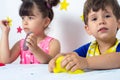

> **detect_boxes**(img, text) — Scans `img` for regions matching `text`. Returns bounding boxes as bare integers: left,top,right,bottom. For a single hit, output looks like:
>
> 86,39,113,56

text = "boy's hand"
61,52,88,72
48,53,66,72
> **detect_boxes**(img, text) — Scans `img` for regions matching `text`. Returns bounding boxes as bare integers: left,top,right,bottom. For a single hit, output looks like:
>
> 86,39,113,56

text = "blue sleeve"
116,43,120,52
73,42,91,57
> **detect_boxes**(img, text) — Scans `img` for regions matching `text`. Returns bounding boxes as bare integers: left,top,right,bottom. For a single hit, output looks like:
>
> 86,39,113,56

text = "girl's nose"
23,19,28,25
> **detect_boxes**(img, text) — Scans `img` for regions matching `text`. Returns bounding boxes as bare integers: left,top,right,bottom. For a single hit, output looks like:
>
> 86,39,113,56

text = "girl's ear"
44,17,51,29
84,25,92,35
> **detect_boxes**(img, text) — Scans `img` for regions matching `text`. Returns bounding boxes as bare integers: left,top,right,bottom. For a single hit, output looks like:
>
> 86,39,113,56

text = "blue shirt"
74,42,120,57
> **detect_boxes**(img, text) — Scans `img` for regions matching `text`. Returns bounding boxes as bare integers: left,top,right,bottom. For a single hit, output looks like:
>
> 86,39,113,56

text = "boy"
49,0,120,72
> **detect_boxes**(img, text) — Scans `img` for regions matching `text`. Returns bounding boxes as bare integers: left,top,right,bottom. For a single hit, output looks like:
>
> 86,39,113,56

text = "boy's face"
85,6,120,41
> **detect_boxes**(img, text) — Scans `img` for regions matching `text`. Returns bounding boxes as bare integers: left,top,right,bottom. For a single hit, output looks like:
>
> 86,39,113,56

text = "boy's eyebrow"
88,11,97,18
88,8,112,17
103,6,113,13
103,8,110,13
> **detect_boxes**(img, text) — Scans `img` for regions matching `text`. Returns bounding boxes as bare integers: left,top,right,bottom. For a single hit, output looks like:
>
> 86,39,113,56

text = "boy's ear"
84,25,92,35
118,19,120,29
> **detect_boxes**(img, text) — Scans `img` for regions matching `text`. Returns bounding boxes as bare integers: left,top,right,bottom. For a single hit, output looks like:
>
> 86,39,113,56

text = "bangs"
19,1,34,16
91,0,111,12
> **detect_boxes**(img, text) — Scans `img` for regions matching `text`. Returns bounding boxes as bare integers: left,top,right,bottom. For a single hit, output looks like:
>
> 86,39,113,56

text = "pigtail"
21,0,25,2
21,0,33,2
45,0,60,8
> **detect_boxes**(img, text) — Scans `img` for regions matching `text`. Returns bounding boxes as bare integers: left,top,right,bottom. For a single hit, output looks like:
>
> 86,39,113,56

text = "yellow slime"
53,56,84,74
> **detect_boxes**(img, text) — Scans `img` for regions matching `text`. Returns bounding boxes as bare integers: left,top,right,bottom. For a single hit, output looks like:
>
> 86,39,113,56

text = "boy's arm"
87,52,120,69
58,52,120,72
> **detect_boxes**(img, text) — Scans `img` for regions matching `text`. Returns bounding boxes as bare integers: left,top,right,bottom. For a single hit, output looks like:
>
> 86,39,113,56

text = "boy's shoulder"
74,42,91,57
117,40,120,52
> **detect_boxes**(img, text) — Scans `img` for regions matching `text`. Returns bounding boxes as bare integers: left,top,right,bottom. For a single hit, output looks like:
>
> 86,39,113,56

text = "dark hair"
19,0,60,21
83,0,120,25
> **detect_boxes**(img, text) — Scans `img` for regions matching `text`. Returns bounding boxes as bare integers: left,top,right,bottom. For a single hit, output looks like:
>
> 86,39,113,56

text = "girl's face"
21,4,50,35
85,6,120,41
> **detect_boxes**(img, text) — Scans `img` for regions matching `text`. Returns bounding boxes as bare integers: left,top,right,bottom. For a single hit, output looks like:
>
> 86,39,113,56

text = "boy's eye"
91,17,97,21
105,15,111,18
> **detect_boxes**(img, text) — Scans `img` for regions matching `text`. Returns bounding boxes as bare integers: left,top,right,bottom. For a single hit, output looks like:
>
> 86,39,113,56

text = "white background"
0,0,120,63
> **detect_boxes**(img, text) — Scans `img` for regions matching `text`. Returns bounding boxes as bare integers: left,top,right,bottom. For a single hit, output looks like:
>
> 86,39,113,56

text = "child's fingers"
27,34,37,46
0,20,10,33
0,20,6,27
61,54,72,68
48,53,66,72
48,66,53,72
26,35,36,46
54,53,65,59
65,61,76,71
70,64,79,72
1,20,9,27
26,38,33,46
2,21,8,26
48,59,56,72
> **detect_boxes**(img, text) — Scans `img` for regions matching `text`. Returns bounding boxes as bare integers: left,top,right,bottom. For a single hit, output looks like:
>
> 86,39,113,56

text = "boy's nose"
99,18,106,25
99,21,105,25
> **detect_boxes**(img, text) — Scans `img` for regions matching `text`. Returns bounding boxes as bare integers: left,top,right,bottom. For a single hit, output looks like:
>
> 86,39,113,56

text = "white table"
0,64,120,80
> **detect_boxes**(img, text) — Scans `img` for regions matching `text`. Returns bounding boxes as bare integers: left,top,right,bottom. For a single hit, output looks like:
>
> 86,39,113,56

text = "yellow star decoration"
6,16,12,27
60,0,69,11
80,15,84,21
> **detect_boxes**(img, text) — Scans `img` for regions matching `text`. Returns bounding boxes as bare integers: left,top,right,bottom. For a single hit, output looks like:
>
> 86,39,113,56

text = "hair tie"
46,3,51,8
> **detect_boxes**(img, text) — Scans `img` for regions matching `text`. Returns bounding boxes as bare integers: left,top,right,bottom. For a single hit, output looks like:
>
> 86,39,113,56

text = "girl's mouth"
24,28,30,32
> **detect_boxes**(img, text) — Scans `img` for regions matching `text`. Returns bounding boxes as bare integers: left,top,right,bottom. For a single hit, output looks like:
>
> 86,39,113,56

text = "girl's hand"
26,33,39,52
61,52,88,72
0,20,10,34
48,53,66,72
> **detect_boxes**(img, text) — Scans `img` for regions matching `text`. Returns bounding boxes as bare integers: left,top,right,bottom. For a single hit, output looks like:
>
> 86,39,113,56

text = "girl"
0,0,60,64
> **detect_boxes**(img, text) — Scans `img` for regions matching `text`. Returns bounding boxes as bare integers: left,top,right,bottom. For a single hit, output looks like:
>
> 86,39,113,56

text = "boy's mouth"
98,27,108,32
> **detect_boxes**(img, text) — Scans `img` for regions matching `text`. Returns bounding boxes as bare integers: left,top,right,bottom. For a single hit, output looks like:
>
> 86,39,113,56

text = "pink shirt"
20,36,53,64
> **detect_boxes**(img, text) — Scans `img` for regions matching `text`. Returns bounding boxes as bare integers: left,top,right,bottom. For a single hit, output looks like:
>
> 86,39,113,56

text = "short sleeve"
73,42,91,57
116,43,120,52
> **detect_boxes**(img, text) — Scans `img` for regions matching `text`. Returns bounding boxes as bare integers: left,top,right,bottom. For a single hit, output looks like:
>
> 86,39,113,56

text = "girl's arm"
0,20,20,63
0,34,20,63
26,33,60,64
30,38,60,64
0,20,10,63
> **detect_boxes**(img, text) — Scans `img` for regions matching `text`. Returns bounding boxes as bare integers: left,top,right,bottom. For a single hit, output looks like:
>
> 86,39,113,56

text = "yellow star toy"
60,0,69,11
80,15,84,21
6,16,12,27
53,56,84,74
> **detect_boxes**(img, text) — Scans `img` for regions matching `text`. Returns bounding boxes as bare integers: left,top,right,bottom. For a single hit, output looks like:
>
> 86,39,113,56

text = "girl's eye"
21,16,25,20
28,16,33,20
